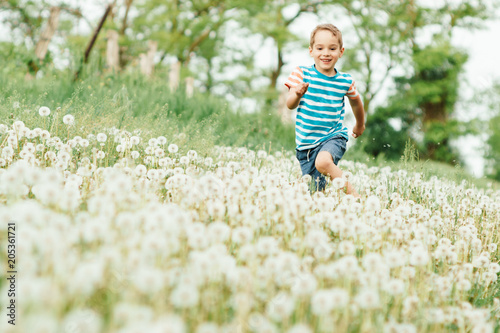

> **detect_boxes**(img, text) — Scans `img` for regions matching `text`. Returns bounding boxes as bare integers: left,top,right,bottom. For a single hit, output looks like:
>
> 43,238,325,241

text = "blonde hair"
310,24,343,49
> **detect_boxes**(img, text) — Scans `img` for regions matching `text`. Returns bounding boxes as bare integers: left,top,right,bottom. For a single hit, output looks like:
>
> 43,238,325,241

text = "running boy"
285,23,365,195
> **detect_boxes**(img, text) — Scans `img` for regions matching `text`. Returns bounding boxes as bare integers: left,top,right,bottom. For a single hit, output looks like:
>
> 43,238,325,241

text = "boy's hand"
352,123,365,138
286,82,309,109
294,82,309,97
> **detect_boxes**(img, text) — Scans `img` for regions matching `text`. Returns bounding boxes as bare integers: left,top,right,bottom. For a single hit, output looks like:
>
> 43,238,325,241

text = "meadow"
0,73,499,333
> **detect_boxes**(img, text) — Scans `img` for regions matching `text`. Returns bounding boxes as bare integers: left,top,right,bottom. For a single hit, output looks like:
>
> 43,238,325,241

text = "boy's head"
309,24,343,49
309,24,344,76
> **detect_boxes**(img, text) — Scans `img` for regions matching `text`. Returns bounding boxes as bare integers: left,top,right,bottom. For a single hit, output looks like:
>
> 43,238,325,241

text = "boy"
285,23,365,196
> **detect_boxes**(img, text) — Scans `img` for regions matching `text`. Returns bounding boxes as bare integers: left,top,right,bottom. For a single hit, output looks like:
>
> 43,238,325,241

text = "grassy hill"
1,70,497,190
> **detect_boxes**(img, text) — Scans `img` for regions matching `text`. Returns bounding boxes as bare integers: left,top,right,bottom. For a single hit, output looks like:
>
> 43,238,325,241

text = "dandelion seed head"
287,324,312,333
196,322,219,333
0,124,8,134
96,133,107,142
62,309,102,333
170,283,199,308
291,273,317,297
63,114,75,125
13,120,25,131
355,288,380,309
168,143,179,154
39,106,51,117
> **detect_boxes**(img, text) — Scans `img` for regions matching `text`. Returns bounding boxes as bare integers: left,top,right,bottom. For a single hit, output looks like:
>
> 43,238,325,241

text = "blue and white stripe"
291,65,356,150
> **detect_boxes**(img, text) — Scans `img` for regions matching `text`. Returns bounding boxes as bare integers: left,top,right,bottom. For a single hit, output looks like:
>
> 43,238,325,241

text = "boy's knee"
315,153,333,174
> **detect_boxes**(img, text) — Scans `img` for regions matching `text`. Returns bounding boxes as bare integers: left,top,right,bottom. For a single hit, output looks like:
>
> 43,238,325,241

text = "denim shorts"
296,135,348,191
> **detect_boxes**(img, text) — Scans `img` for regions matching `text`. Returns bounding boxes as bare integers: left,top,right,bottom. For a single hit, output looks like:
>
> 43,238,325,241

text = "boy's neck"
315,65,337,77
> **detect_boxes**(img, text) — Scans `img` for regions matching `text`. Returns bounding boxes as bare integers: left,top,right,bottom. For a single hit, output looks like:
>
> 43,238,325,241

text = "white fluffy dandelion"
409,248,429,267
366,195,381,211
39,106,51,116
131,151,140,159
96,133,107,142
63,114,75,125
266,292,295,321
130,136,141,145
355,288,380,310
170,283,199,308
290,273,318,297
287,324,312,333
332,177,345,189
311,289,336,315
134,164,147,177
168,143,179,154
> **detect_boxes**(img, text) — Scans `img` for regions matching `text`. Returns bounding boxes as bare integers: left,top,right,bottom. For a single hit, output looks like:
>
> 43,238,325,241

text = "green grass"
0,70,295,156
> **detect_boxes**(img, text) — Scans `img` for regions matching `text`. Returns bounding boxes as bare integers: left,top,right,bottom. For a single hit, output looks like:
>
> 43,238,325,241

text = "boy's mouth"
320,59,332,64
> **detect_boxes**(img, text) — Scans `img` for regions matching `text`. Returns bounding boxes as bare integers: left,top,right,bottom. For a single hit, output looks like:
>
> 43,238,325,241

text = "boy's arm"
348,95,365,138
286,82,309,109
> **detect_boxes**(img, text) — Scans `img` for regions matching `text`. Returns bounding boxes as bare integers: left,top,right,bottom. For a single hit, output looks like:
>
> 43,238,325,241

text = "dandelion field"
0,104,499,333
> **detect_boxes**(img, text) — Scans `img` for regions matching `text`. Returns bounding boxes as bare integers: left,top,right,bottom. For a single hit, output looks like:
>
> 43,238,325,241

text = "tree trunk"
185,77,194,97
206,58,214,92
363,96,371,116
267,48,284,106
106,30,120,71
83,5,113,64
421,91,453,161
74,4,113,81
277,87,292,124
139,40,157,77
269,49,284,90
169,61,181,91
119,0,134,35
118,0,133,68
34,7,61,61
422,100,447,124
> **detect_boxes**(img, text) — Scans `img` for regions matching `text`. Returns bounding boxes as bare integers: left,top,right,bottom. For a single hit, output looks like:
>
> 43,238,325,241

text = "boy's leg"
315,151,359,197
296,148,326,192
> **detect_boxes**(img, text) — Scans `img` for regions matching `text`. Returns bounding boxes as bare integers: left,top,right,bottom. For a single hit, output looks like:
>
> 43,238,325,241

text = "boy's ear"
339,47,345,57
309,45,313,56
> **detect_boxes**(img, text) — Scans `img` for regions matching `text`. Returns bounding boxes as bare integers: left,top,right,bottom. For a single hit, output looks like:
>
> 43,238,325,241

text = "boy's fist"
294,82,309,97
352,123,365,138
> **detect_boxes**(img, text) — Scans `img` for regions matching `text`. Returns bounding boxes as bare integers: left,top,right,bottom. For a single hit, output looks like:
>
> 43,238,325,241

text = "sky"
2,0,500,176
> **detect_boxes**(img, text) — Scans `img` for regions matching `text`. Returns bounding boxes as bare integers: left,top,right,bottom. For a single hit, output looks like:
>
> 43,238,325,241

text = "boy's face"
309,30,344,77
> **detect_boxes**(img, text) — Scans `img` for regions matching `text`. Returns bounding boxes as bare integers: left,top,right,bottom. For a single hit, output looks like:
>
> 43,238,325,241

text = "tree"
241,0,321,106
366,41,469,162
131,0,233,70
483,81,500,181
1,0,83,74
327,0,419,114
359,0,494,163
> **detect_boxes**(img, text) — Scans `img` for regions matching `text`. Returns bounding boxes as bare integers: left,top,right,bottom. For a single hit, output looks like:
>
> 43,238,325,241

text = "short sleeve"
346,78,359,99
284,67,304,90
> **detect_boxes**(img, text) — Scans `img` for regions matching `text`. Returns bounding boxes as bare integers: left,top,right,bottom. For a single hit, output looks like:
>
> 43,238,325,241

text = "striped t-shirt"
285,65,359,150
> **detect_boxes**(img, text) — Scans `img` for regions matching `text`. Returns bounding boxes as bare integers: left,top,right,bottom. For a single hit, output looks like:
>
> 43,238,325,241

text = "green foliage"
0,42,32,71
486,114,500,181
337,0,494,169
0,0,44,42
333,0,416,112
131,0,232,64
480,81,500,181
412,42,468,112
362,40,470,164
359,107,409,161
